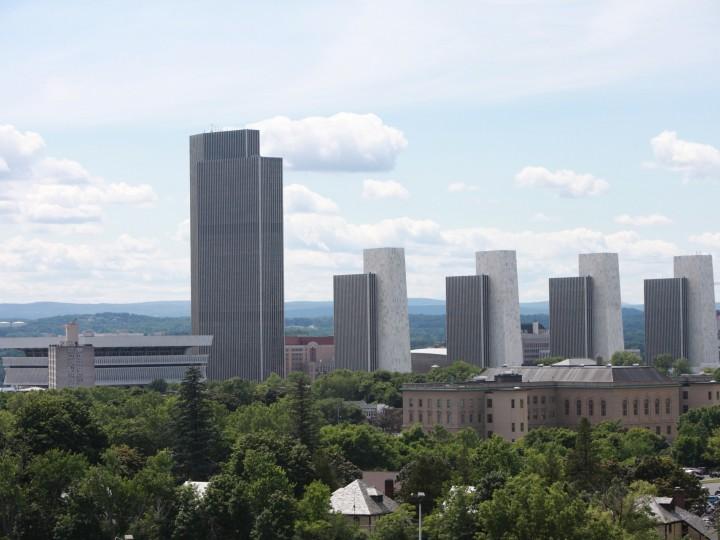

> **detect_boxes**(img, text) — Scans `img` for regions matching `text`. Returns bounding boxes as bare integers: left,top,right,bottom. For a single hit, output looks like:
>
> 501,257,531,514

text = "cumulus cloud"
361,179,409,200
284,184,339,214
689,232,720,250
614,213,672,226
651,130,720,181
448,182,479,193
247,113,407,171
515,166,609,197
0,124,157,225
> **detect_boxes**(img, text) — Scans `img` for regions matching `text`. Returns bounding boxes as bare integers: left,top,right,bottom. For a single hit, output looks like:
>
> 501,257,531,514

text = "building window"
665,398,671,414
460,412,465,424
487,414,493,423
511,399,515,409
436,411,441,423
460,399,464,409
576,400,582,416
717,391,719,400
487,431,493,437
564,400,570,415
486,398,492,408
541,396,546,405
710,391,713,401
682,391,688,399
409,398,414,407
601,400,607,416
533,396,538,405
419,411,423,423
588,400,594,416
520,399,524,408
655,399,660,415
622,399,628,416
667,425,671,435
437,399,441,408
419,399,423,408
409,411,414,422
656,426,661,435
644,399,649,415
447,399,452,408
520,422,524,432
633,399,639,415
512,422,516,432
469,413,473,423
682,405,688,414
447,412,452,423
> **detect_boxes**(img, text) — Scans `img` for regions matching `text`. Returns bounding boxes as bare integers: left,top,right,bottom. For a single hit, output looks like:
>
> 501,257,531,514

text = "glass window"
487,414,493,423
588,400,594,416
460,399,464,409
655,399,660,415
633,399,639,415
601,400,607,416
447,399,451,408
419,411,423,423
460,412,465,424
409,411,414,422
437,399,441,408
682,391,688,399
656,426,661,435
667,425,671,435
436,411,441,423
511,399,515,409
409,398,414,407
709,391,713,401
487,431,493,438
533,396,538,405
644,399,649,415
469,413,473,423
576,400,582,416
564,400,570,415
520,422,524,432
520,399,524,408
622,399,628,416
665,398,671,414
541,396,546,405
683,405,688,414
512,422,516,432
447,412,452,423
487,398,493,408
419,399,423,408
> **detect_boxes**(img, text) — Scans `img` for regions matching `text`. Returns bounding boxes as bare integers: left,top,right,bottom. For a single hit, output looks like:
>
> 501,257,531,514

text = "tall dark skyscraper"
644,277,688,364
446,275,490,367
549,276,593,358
190,129,284,381
333,273,378,371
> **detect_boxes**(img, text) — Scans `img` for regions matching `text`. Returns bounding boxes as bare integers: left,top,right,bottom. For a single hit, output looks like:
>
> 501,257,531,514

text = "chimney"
64,321,79,345
672,487,685,510
384,478,395,498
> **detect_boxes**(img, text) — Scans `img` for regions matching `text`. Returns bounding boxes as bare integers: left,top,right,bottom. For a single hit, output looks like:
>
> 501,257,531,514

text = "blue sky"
0,0,719,303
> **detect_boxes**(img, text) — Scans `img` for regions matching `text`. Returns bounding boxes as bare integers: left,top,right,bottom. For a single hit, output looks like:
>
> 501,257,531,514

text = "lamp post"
413,491,425,540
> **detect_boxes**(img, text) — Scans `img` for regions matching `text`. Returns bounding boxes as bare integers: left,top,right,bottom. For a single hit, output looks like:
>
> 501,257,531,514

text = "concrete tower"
578,253,625,363
363,248,411,372
674,255,718,370
475,250,523,366
190,129,284,381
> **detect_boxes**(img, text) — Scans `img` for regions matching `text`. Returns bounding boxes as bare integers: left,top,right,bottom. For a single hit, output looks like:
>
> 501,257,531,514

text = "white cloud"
531,212,557,223
689,232,720,250
614,213,672,226
0,124,157,225
247,113,407,171
448,182,479,193
651,131,720,181
174,218,190,243
361,179,409,200
515,166,609,197
284,184,339,214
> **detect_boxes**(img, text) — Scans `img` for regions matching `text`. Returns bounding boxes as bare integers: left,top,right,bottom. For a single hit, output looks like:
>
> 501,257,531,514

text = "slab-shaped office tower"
475,250,523,366
644,278,688,365
363,248,412,372
190,129,284,381
579,253,625,362
674,255,718,369
446,275,490,367
333,274,378,371
549,276,593,358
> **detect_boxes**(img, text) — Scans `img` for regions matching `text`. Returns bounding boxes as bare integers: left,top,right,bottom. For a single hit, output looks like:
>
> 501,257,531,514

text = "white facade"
579,252,625,362
475,250,523,366
363,247,411,372
674,255,718,370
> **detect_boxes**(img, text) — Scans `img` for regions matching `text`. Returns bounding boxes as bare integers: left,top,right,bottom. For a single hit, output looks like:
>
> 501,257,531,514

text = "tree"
631,455,706,512
424,486,481,539
295,480,359,540
319,423,400,470
610,351,642,366
172,366,219,480
148,378,168,393
567,418,599,492
371,504,416,540
397,450,451,513
288,372,321,451
672,357,691,376
207,377,256,411
653,354,674,375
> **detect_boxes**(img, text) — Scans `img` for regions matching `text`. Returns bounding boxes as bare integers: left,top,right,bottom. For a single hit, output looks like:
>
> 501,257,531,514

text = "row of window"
407,397,480,409
620,398,672,416
407,410,477,425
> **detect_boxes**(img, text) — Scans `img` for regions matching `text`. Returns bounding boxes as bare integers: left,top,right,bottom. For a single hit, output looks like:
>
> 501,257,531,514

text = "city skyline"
0,2,719,305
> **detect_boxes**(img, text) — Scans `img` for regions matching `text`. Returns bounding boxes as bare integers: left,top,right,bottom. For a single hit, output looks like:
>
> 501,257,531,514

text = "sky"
0,0,719,304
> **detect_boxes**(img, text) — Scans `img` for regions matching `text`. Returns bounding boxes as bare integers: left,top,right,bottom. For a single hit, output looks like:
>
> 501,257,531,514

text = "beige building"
48,322,95,389
402,366,720,442
284,336,334,380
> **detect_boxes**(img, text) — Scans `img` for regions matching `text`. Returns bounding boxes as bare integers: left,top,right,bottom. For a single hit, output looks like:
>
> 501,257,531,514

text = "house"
640,493,717,540
330,479,398,531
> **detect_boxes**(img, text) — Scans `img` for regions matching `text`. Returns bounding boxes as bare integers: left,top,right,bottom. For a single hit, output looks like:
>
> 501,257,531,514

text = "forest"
0,362,718,539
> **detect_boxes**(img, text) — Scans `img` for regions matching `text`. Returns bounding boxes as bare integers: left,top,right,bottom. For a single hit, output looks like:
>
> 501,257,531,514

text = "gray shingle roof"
641,496,717,540
482,366,674,385
330,479,398,517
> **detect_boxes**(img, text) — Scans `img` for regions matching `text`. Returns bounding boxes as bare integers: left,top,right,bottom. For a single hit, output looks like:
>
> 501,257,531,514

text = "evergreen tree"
567,418,598,492
287,372,320,451
173,366,218,480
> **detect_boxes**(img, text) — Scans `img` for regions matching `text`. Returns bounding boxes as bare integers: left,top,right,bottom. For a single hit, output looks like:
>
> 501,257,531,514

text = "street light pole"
415,491,425,540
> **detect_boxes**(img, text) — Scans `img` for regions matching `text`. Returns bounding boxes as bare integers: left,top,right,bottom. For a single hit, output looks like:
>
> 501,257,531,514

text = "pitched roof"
331,479,399,516
641,497,717,540
482,366,675,385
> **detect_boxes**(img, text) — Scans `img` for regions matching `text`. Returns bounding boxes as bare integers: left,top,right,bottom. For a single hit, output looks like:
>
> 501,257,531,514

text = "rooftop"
330,479,398,517
0,334,212,349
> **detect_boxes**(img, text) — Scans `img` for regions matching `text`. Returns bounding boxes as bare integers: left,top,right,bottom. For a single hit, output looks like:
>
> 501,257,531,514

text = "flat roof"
0,335,212,349
411,347,447,355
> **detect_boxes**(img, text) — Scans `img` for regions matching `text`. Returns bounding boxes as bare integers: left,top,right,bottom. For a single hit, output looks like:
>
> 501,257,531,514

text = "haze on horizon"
0,1,719,305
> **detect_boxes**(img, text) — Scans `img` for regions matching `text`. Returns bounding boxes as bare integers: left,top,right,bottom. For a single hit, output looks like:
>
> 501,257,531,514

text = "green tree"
207,377,256,411
653,353,674,375
288,372,321,451
172,366,219,480
610,351,642,366
0,450,21,537
295,480,359,540
567,418,599,491
397,450,450,512
424,486,481,539
148,378,169,393
672,357,691,376
371,503,416,540
631,455,706,512
319,423,400,470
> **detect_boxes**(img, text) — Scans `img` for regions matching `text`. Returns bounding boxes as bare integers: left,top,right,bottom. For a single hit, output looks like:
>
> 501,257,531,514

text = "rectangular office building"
190,129,284,381
644,278,688,365
446,275,490,367
334,274,378,372
549,276,593,358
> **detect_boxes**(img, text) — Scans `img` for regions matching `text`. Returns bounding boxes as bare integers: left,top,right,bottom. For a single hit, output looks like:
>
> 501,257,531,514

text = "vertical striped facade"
190,129,284,381
549,276,593,358
333,273,378,371
446,275,490,367
644,278,688,364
